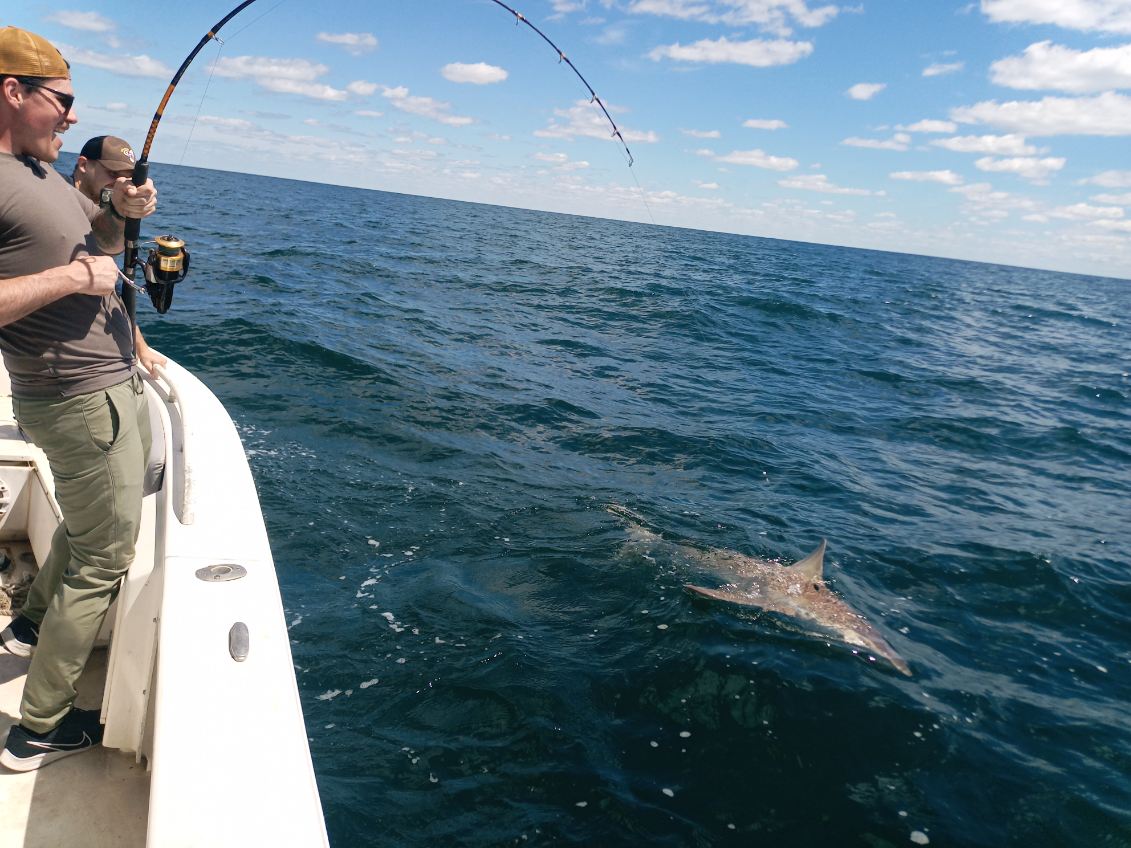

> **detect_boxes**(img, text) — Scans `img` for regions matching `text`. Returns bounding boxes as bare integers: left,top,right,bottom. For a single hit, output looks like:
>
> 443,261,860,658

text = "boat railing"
148,362,194,525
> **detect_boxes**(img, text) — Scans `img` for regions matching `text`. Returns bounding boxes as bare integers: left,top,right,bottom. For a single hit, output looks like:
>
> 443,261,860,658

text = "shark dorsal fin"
788,540,827,582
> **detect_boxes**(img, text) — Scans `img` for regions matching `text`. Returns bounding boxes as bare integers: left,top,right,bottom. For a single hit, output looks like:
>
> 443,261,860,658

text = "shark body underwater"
609,506,912,676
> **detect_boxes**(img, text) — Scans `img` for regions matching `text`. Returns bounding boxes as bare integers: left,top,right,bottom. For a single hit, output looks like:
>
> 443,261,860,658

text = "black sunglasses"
18,78,75,114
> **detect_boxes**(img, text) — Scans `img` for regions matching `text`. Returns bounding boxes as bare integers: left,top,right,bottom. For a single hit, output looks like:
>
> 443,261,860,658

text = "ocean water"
99,159,1130,846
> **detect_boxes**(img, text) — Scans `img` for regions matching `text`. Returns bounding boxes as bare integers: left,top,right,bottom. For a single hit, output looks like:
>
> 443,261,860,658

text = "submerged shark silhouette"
609,505,912,676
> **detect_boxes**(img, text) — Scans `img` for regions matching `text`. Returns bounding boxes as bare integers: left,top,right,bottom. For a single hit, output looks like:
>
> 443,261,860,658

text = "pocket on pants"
82,390,122,453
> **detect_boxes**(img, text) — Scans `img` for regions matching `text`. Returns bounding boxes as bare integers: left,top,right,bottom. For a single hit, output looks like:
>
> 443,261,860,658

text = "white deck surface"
0,630,150,848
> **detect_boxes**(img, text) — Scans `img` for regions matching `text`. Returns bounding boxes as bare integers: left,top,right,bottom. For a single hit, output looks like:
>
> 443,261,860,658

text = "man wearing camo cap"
0,25,159,771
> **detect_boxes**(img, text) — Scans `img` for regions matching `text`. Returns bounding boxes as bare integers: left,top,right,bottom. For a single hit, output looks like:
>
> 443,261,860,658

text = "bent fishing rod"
119,0,636,324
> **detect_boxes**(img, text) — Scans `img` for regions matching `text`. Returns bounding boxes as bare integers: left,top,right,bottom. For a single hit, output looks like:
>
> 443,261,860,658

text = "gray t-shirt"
0,152,133,398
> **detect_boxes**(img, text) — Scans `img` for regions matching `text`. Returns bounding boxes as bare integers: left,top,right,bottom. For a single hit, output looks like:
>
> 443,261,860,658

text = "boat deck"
0,623,149,847
0,387,149,846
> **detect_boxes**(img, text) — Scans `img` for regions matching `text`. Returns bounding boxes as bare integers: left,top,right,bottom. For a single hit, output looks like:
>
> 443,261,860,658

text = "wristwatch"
99,186,125,221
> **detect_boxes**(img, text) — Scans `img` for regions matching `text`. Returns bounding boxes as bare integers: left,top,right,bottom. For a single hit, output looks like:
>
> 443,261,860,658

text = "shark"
609,505,912,676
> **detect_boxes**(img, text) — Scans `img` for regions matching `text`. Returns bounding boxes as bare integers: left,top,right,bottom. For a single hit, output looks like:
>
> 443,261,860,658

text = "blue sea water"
105,159,1131,846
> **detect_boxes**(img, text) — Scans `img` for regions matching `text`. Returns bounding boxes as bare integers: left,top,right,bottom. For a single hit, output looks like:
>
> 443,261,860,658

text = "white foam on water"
360,678,379,688
662,788,674,798
910,831,929,845
317,689,342,701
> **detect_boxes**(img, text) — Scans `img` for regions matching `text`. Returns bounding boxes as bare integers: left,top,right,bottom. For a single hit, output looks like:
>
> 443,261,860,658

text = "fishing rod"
120,0,636,320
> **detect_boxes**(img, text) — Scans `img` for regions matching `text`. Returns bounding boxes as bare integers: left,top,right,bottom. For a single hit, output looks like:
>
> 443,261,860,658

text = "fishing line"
178,0,290,165
178,38,225,166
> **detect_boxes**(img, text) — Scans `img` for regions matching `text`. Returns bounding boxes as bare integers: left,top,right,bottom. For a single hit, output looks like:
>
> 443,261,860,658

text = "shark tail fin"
788,539,827,582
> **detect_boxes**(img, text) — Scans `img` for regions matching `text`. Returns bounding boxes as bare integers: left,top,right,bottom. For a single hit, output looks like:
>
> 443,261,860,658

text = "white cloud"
682,128,721,138
214,56,349,101
890,170,965,185
778,173,885,195
551,0,586,14
534,151,590,170
354,109,384,118
442,63,509,85
696,181,721,189
595,25,630,46
924,61,964,77
382,86,473,126
628,0,839,36
743,118,788,129
1094,219,1131,232
842,132,911,151
715,148,799,170
48,11,115,32
949,181,1040,219
952,92,1131,136
932,133,1037,154
197,116,258,132
535,100,658,143
1091,191,1131,204
974,155,1066,182
846,82,886,100
1080,169,1131,187
981,0,1131,34
1047,202,1124,220
648,37,813,67
991,41,1131,93
316,32,378,55
347,80,378,96
55,43,171,78
899,119,958,133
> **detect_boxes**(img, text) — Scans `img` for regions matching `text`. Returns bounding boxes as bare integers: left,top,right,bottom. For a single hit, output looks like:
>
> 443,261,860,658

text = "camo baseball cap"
0,27,70,79
80,135,137,173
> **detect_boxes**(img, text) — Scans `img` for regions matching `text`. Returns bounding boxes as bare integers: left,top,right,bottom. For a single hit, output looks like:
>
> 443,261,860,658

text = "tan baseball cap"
0,26,70,79
80,135,137,172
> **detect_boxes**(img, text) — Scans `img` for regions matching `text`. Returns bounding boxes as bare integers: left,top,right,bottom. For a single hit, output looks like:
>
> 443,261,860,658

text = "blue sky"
6,1,1131,278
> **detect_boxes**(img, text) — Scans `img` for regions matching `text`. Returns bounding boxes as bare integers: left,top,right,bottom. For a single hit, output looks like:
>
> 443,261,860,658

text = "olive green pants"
12,373,151,734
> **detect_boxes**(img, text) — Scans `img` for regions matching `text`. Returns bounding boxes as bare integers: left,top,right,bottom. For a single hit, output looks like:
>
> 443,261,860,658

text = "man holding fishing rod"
0,25,159,770
71,133,167,376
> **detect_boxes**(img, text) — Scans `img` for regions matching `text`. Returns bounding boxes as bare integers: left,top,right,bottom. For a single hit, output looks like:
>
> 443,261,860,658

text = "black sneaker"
1,615,38,657
1,708,104,771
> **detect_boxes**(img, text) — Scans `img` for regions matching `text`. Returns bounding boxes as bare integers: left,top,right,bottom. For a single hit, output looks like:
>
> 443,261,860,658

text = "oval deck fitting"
229,622,250,662
195,563,248,582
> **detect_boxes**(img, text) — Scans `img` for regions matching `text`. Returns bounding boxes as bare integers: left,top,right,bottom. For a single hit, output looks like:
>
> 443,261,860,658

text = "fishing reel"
142,235,190,314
